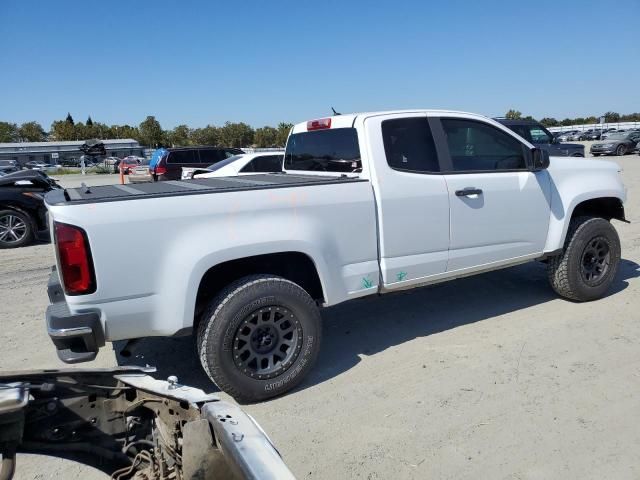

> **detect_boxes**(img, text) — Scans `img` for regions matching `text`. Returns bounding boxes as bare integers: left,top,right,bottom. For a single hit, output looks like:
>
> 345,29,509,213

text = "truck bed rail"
46,173,366,206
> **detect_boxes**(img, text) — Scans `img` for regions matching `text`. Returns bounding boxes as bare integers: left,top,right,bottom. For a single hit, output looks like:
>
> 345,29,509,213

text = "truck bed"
45,173,366,206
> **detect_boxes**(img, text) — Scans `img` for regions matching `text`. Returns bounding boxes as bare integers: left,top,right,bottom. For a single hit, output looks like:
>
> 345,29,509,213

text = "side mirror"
531,148,550,171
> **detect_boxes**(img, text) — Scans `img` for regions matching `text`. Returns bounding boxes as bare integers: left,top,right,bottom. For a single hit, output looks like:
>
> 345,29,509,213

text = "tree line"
3,110,640,146
0,113,293,148
504,109,640,127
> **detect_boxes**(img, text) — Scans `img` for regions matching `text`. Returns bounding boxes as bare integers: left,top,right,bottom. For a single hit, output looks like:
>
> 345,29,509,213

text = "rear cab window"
284,128,361,173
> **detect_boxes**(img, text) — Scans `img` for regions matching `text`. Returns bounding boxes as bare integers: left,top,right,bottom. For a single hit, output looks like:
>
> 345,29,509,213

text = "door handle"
455,188,483,197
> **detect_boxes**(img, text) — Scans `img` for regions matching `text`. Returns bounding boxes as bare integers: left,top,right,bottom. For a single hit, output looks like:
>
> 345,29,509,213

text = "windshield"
206,155,244,171
284,128,361,172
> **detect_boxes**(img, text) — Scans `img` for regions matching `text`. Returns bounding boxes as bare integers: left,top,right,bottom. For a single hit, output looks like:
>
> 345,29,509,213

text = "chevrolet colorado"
44,110,627,402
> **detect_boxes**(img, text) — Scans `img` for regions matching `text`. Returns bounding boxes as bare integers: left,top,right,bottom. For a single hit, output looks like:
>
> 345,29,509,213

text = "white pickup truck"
45,110,627,402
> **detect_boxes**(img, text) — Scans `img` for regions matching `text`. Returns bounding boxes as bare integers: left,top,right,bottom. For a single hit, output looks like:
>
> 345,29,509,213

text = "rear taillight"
54,222,96,295
155,165,167,175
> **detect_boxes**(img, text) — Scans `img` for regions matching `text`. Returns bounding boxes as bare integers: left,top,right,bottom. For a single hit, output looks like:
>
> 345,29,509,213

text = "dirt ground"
2,148,639,479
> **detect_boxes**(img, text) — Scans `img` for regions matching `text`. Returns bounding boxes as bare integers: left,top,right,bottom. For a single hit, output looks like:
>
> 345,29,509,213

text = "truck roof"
291,109,488,133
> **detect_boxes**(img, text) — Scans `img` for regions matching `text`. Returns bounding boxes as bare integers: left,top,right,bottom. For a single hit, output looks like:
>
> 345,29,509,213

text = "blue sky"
1,0,638,130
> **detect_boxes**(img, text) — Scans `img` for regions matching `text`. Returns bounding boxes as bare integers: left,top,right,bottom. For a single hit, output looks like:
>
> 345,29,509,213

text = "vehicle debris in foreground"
0,367,295,480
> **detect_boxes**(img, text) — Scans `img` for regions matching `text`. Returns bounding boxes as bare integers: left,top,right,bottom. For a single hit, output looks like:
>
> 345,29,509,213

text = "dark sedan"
0,170,61,248
590,131,640,156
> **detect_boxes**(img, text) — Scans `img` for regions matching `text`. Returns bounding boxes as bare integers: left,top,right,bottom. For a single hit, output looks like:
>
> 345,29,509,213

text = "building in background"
0,139,143,167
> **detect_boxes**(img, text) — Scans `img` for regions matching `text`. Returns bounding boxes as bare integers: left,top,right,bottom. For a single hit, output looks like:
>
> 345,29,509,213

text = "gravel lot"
2,147,639,479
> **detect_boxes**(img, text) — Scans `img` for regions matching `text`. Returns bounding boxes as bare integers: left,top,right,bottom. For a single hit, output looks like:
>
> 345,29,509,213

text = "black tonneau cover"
45,173,366,206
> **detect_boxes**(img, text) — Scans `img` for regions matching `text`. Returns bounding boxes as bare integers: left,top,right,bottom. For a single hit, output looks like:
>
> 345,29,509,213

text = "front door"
435,117,551,272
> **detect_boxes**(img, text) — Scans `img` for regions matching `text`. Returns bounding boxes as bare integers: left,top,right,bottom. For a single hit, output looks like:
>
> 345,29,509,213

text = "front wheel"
197,275,322,402
616,145,626,156
547,216,621,301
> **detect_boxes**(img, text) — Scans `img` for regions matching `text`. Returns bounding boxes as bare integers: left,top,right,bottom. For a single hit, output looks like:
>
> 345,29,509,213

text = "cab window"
441,119,527,172
381,117,440,173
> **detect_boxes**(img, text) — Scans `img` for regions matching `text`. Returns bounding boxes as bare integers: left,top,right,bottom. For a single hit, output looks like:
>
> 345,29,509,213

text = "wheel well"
571,197,625,222
195,252,324,318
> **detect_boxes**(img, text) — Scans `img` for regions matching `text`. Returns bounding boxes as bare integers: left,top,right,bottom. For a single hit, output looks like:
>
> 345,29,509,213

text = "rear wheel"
197,275,322,402
592,153,600,157
616,144,626,156
547,216,620,301
0,209,33,248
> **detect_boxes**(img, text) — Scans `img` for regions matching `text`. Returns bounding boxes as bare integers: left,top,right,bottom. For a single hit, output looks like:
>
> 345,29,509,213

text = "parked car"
583,130,604,141
44,109,626,402
567,131,584,141
0,159,19,175
496,119,584,156
24,161,49,170
556,131,577,142
182,152,284,179
104,156,120,168
60,158,80,167
118,157,140,174
128,159,153,183
0,170,61,248
590,131,640,156
576,130,594,140
151,146,244,181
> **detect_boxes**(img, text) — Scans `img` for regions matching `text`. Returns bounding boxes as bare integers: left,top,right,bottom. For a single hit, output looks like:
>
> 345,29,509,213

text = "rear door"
434,117,551,272
166,150,197,179
198,149,225,168
365,113,450,289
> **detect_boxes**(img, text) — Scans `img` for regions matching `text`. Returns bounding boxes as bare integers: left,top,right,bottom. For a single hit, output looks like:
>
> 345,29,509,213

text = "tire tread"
547,216,618,301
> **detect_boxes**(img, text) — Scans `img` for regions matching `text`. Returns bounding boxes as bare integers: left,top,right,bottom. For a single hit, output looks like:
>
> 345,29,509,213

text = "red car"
119,157,140,174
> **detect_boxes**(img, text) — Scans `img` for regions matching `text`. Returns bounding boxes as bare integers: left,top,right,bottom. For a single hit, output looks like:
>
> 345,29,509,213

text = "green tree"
138,116,164,147
218,122,254,148
0,122,18,142
584,116,597,124
254,126,278,147
88,122,110,139
539,117,559,127
620,113,640,122
65,112,74,125
604,111,620,123
50,120,76,141
74,122,87,140
112,124,140,140
86,116,93,126
18,121,46,142
275,122,293,147
505,109,522,120
168,124,191,146
190,125,219,145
